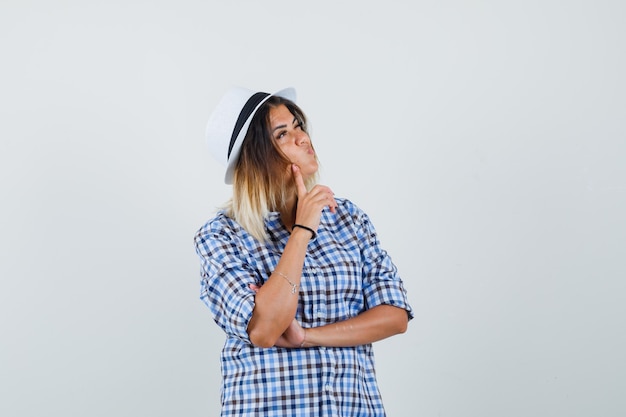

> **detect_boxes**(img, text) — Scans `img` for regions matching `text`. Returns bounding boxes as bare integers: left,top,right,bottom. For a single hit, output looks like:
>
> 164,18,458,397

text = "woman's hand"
292,164,337,233
274,318,306,348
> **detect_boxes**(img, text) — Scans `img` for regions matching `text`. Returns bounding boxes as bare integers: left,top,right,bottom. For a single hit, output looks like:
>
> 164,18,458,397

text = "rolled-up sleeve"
357,210,414,320
194,224,258,343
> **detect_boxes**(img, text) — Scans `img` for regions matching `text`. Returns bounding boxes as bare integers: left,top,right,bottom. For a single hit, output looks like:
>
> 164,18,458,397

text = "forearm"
247,228,311,347
302,304,409,348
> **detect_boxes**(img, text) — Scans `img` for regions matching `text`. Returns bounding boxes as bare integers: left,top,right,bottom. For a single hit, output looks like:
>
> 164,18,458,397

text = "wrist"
292,224,316,240
290,226,315,242
300,328,307,348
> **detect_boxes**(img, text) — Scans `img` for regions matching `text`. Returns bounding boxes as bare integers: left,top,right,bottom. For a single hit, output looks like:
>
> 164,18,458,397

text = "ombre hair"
224,96,318,241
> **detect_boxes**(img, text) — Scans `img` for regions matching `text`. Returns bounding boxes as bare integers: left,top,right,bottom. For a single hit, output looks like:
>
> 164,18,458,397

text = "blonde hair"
224,96,318,242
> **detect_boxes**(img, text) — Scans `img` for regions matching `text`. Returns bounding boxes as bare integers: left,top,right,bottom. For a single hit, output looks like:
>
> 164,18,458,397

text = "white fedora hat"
205,86,297,184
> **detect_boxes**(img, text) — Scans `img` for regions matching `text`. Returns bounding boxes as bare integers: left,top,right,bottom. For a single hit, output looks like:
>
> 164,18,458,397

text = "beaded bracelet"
292,224,316,239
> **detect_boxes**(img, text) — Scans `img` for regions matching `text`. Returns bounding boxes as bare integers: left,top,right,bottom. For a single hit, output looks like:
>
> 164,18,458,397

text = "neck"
280,195,298,232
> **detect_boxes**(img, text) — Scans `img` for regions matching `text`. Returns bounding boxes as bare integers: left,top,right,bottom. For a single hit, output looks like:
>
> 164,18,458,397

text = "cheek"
279,146,297,161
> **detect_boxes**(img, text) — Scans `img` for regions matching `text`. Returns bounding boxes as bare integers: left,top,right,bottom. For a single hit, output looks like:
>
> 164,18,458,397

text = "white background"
1,1,625,416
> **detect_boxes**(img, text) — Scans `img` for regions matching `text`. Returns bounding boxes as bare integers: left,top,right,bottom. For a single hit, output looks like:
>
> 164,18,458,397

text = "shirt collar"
264,211,290,243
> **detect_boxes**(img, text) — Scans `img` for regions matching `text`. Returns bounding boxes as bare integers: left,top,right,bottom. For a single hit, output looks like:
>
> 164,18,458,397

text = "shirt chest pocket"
299,260,363,325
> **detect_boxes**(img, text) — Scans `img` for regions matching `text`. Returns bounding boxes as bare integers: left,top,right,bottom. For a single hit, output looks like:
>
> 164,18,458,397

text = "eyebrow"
272,117,298,133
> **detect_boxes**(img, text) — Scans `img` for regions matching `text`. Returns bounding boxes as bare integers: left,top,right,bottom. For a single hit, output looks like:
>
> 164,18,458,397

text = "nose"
296,130,310,146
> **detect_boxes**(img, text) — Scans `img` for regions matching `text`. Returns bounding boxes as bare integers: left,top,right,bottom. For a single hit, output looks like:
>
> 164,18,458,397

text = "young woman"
194,86,413,416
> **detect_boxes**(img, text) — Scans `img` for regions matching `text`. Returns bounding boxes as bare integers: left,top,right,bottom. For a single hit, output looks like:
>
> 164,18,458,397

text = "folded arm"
271,304,409,349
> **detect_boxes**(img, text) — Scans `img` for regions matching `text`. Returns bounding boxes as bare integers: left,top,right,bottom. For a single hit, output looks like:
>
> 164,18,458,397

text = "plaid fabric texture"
194,197,413,416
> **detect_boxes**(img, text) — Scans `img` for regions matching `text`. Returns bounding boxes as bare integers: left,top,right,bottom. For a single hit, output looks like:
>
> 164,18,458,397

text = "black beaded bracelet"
292,224,316,240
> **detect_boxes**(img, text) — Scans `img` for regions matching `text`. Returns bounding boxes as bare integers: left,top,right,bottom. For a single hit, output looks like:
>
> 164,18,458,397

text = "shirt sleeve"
194,221,259,343
356,208,414,320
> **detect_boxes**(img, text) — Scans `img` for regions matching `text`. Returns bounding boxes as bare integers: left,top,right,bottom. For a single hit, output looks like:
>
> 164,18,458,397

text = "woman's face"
269,104,318,179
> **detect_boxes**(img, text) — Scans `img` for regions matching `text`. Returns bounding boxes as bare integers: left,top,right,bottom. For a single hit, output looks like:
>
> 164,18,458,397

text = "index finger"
291,164,308,199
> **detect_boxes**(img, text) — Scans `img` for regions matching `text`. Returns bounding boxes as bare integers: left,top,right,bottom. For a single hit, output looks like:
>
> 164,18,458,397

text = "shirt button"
325,384,333,392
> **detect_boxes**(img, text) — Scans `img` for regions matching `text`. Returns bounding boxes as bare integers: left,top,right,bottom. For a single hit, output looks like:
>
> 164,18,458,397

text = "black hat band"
227,92,270,160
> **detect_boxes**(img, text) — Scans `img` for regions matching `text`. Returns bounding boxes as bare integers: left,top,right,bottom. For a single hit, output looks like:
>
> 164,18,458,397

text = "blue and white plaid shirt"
194,197,413,416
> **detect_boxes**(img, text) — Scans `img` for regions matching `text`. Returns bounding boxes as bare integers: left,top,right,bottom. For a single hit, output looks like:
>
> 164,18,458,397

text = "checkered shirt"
194,197,413,416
